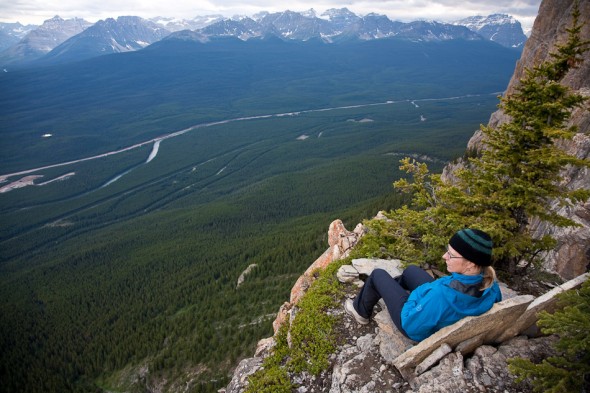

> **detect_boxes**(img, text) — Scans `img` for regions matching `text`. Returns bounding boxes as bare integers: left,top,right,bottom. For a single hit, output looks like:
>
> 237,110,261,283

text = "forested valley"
0,36,520,392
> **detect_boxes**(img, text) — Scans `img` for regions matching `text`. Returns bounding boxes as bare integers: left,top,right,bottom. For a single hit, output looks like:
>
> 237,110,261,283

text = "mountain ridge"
37,16,169,65
0,8,527,67
0,16,91,65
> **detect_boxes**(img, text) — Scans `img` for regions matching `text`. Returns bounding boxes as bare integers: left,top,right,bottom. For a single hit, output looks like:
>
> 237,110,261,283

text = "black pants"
353,265,434,337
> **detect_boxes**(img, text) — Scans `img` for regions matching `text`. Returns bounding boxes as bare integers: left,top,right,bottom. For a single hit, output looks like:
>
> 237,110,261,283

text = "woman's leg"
397,265,435,291
353,268,410,335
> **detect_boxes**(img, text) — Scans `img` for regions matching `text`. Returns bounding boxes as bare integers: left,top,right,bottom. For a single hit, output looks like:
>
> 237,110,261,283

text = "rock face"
449,0,590,279
271,219,364,333
504,0,590,279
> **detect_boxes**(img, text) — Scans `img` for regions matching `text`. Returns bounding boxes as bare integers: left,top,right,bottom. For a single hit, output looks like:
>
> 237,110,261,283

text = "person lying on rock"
345,228,502,341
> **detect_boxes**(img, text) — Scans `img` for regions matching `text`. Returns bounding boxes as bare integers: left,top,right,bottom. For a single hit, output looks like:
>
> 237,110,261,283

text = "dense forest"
0,36,520,392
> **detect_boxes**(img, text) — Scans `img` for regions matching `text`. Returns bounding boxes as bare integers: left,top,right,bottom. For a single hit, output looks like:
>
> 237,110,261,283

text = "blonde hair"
480,266,497,290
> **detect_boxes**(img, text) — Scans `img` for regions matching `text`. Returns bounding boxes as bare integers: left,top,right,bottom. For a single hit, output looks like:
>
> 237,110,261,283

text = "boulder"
495,273,588,342
373,309,416,363
392,295,534,381
352,258,404,278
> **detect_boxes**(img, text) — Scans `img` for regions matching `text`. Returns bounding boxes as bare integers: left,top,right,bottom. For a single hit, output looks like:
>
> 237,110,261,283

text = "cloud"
0,0,541,30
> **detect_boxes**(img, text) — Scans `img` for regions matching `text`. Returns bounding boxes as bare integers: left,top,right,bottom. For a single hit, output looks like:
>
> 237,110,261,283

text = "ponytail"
480,266,497,290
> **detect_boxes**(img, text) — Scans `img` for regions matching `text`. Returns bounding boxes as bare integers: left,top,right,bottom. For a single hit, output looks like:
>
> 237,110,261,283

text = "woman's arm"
401,282,446,341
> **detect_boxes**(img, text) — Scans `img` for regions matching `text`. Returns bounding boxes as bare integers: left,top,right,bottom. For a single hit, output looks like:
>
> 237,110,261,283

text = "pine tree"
452,1,590,271
508,279,590,392
364,1,590,272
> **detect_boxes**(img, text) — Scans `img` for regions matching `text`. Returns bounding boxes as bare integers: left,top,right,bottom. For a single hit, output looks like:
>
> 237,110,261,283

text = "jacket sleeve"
401,282,447,341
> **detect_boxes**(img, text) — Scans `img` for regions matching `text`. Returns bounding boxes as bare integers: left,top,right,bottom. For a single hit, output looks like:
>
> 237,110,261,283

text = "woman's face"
443,244,479,275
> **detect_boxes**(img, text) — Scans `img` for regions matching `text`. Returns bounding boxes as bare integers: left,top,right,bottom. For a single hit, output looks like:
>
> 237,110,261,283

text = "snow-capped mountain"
453,14,527,48
0,22,38,51
0,9,527,67
149,15,225,32
38,16,170,65
257,10,330,40
200,17,264,40
180,8,481,43
0,16,91,64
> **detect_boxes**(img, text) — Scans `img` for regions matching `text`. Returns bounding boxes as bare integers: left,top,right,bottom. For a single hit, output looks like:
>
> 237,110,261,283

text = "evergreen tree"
363,2,590,272
508,279,590,393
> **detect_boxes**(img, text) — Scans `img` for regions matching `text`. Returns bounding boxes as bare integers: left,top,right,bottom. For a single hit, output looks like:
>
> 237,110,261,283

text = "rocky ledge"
222,220,588,393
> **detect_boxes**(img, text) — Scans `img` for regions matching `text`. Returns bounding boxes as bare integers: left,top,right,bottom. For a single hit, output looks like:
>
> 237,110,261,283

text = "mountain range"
0,16,91,65
0,9,527,67
0,21,37,51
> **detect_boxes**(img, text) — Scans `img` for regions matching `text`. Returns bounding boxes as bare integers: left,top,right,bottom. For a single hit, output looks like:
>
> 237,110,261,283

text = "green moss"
245,258,349,391
245,363,293,393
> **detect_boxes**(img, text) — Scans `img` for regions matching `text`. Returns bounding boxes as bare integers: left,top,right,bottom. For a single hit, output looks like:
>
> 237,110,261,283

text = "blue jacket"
401,273,502,341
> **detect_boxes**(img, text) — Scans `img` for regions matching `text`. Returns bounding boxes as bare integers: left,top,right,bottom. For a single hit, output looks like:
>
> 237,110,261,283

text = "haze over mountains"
0,8,527,67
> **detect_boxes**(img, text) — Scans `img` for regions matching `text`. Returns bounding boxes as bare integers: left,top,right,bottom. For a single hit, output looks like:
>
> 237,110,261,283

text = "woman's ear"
466,260,482,274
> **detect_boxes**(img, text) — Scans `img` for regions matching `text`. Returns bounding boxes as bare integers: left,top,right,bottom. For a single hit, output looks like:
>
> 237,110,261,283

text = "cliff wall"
460,0,590,278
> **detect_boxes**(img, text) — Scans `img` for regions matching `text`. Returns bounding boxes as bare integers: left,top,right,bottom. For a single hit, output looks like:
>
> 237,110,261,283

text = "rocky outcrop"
271,219,364,334
236,264,257,288
446,0,590,279
223,215,588,392
411,335,559,393
328,332,558,393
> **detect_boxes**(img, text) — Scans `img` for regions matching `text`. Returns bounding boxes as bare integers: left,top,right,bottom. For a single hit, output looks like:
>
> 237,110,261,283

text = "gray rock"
352,258,404,278
393,295,534,380
356,333,375,353
415,343,452,376
337,264,360,283
413,352,470,392
224,357,262,393
495,273,588,342
374,310,416,363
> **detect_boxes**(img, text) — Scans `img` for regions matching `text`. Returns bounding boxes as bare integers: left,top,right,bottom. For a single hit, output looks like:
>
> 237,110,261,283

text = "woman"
345,228,502,341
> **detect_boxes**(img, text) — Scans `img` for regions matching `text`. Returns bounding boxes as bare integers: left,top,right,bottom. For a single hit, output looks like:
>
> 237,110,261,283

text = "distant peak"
41,15,64,25
322,8,355,17
301,8,317,18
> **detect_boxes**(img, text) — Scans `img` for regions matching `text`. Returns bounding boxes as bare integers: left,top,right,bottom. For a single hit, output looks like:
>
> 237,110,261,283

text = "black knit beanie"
448,228,493,266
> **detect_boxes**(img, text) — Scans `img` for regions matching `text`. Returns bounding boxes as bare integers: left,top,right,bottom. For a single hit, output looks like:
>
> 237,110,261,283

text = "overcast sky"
1,0,542,31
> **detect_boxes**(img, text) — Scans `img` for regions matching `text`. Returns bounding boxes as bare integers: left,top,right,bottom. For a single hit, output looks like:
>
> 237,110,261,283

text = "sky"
0,0,542,32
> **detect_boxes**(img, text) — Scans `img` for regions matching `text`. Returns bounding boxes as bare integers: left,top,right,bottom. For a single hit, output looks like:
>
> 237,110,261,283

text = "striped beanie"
449,228,493,266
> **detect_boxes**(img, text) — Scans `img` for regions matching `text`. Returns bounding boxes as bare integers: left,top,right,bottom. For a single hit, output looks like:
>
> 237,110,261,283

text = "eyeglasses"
446,245,463,259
